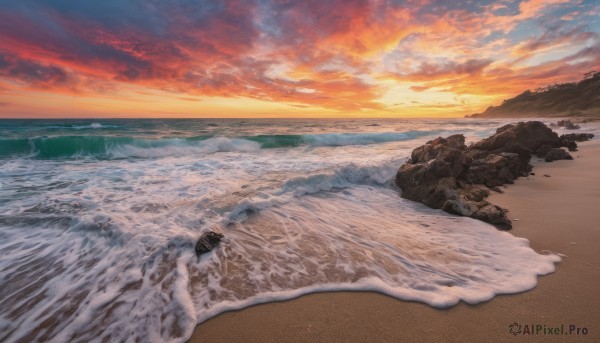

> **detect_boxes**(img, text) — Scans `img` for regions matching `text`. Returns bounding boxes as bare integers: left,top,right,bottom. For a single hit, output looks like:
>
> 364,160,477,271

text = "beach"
2,1,600,341
191,140,600,343
1,119,597,342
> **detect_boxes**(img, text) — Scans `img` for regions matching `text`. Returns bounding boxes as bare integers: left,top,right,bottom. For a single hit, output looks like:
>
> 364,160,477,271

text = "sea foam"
0,165,560,342
192,186,560,326
0,118,570,342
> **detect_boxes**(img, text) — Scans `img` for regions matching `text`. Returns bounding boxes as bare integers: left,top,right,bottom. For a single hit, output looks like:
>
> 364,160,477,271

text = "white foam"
190,186,559,324
303,131,438,146
108,137,261,158
2,182,559,342
225,159,402,222
72,122,115,129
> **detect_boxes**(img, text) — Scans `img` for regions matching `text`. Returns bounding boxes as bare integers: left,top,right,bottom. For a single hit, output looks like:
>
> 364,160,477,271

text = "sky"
0,0,599,118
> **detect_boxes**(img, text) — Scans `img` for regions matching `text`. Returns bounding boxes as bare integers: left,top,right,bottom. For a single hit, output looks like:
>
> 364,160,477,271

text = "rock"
395,121,574,230
559,139,578,151
560,133,594,142
195,231,224,256
439,184,511,230
565,123,580,130
545,148,573,162
470,204,512,230
556,120,571,127
496,123,515,134
489,186,503,193
556,120,581,130
476,121,559,151
469,128,517,151
468,121,561,164
466,152,525,187
544,174,551,177
535,144,553,157
396,135,471,209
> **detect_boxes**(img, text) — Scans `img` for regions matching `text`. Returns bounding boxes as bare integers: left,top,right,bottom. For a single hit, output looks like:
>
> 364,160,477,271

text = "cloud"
391,58,493,82
0,0,598,116
518,0,573,19
514,24,598,55
405,42,600,96
177,97,201,102
409,85,431,92
0,52,69,88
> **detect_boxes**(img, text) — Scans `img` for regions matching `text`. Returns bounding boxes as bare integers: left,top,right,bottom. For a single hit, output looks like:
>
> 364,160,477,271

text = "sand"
191,140,600,343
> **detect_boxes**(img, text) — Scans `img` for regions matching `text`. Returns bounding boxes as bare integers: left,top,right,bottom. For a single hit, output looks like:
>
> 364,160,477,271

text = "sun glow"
0,0,598,118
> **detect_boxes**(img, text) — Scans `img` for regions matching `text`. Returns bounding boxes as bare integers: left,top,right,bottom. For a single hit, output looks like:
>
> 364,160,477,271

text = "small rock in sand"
195,231,224,256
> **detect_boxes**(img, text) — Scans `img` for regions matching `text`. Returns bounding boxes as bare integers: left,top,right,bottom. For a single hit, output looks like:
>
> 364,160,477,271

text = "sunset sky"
0,0,599,118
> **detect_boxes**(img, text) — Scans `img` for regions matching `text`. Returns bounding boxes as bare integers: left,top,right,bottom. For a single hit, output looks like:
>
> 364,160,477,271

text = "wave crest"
0,130,445,159
226,159,402,222
0,136,260,159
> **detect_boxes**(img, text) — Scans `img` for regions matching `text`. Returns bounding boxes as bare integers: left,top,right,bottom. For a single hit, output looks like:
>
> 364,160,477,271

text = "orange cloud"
0,0,598,117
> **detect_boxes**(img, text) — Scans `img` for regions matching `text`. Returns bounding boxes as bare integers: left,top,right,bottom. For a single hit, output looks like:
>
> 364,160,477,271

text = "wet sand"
191,140,600,343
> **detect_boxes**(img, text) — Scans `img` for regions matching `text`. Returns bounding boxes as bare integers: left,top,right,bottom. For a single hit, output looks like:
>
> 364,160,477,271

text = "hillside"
468,71,600,118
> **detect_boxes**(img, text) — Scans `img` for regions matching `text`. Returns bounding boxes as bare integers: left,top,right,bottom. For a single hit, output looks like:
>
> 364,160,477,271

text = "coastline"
190,140,600,342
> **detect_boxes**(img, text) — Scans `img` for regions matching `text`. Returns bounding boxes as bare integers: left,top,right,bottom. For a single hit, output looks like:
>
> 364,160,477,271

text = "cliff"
468,71,600,118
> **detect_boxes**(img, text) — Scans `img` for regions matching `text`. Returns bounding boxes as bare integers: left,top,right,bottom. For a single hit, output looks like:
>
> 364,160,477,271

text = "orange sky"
0,0,599,118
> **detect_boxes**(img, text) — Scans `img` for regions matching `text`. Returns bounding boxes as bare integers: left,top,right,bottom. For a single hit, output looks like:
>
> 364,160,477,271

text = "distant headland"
467,71,600,119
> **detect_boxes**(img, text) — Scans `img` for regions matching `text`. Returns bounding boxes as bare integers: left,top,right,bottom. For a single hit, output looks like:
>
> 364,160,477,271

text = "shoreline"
191,140,600,342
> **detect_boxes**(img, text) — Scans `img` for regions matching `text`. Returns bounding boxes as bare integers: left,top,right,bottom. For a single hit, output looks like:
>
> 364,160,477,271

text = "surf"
0,130,450,159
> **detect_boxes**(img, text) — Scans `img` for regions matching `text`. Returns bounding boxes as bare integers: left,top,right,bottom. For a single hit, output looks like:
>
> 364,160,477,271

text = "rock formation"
395,121,590,230
554,120,580,130
560,133,594,142
195,231,224,256
544,148,573,162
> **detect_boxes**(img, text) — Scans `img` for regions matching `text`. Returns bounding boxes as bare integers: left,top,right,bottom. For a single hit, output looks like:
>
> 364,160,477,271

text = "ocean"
0,118,566,342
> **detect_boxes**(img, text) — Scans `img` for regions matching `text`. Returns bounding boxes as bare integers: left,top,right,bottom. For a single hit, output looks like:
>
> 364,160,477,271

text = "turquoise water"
0,118,561,342
0,118,491,158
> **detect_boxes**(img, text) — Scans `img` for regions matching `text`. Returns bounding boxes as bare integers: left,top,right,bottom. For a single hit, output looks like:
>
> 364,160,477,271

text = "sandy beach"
191,140,600,343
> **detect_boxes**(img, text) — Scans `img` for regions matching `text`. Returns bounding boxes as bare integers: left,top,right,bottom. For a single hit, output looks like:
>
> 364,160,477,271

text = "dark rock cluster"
395,121,592,230
560,133,594,142
538,146,573,162
549,119,580,130
195,231,224,256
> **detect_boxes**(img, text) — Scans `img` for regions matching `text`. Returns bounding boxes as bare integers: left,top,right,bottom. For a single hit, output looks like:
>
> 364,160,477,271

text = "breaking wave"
0,130,444,159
